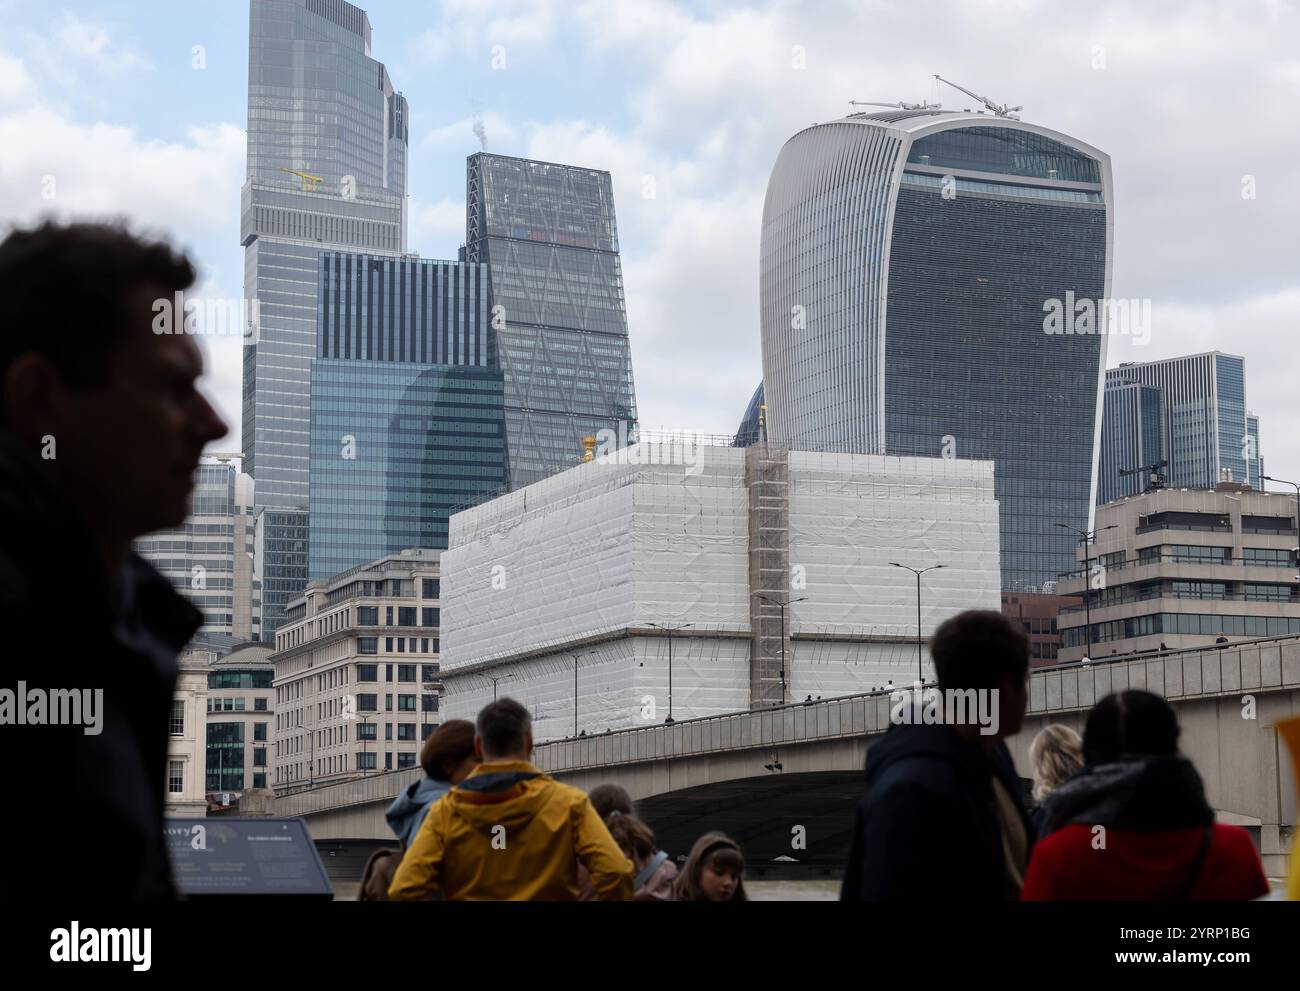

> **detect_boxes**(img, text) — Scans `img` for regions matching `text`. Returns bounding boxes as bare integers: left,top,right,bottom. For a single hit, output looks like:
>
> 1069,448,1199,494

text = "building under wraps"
438,443,1001,740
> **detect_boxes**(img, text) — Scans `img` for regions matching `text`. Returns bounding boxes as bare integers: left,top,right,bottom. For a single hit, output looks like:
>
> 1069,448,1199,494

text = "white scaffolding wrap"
439,444,1000,739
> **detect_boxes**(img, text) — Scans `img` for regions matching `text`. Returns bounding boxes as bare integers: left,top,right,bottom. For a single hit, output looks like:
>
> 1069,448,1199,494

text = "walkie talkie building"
760,110,1113,592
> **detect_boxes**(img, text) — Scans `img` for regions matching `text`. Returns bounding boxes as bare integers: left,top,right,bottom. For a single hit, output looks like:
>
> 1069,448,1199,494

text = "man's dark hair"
1083,690,1179,765
0,219,195,406
476,697,532,757
929,609,1029,691
588,783,633,819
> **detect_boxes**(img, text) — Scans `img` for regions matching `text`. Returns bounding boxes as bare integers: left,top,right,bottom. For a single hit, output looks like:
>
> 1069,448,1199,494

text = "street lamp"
1262,476,1300,588
1056,522,1118,660
890,563,945,683
756,595,807,705
647,622,693,723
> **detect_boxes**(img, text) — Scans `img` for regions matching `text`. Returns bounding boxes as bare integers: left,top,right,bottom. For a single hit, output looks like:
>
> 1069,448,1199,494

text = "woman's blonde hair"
1029,723,1083,801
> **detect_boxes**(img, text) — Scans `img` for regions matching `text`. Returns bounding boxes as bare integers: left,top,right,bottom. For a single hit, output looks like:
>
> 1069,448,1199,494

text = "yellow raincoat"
388,759,634,901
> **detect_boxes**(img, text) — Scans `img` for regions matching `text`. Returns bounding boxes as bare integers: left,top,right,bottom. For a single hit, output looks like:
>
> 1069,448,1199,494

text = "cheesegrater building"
760,109,1114,593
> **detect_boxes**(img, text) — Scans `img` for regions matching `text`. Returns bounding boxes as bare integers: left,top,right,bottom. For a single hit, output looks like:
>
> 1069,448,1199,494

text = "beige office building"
165,645,213,818
270,549,443,791
1058,484,1300,662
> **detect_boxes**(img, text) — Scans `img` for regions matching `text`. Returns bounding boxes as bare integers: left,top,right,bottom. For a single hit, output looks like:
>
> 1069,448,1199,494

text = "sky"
1,0,1297,485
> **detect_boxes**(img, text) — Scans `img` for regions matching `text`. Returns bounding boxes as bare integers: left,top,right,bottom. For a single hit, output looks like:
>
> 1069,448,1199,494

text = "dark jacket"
1022,756,1269,900
841,722,1033,901
0,431,201,900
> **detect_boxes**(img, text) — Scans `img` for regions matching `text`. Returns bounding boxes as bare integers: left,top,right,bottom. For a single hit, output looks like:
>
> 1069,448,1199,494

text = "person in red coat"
1022,690,1269,901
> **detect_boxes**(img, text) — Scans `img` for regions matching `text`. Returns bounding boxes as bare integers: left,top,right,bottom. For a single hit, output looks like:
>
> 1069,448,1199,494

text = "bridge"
275,635,1300,883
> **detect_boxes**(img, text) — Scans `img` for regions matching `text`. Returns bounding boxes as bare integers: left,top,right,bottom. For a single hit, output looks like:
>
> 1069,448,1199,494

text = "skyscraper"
136,454,261,642
241,0,408,637
463,153,638,489
307,252,506,581
760,110,1113,592
1096,379,1165,505
1099,353,1257,499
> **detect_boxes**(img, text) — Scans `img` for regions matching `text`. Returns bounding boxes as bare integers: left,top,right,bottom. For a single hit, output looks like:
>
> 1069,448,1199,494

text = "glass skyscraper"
307,252,506,582
1096,380,1165,505
1099,352,1260,500
241,0,408,637
760,110,1113,592
463,153,638,489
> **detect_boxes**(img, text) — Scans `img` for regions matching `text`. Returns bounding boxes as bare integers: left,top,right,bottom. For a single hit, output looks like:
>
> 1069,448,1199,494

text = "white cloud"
23,10,150,88
0,51,32,103
409,197,468,258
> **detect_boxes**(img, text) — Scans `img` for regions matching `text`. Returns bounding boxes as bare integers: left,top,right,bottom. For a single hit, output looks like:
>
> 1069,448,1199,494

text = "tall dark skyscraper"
760,110,1113,592
463,153,638,489
241,0,408,637
1097,378,1165,505
307,252,506,581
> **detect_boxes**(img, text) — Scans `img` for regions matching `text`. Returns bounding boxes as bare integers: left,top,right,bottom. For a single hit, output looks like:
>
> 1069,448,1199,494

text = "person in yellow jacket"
388,697,634,901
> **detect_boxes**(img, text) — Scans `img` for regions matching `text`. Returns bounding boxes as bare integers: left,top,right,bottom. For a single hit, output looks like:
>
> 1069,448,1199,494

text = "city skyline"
1,0,1297,491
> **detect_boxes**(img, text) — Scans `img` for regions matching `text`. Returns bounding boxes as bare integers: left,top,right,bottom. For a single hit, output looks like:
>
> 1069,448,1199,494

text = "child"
674,832,747,901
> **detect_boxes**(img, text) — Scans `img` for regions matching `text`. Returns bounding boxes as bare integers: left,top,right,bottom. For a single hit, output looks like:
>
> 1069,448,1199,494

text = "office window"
385,637,393,652
234,698,245,712
254,723,267,742
358,637,378,655
253,773,266,789
253,747,267,766
422,694,439,713
398,664,416,682
386,664,393,681
168,760,184,794
385,752,393,771
357,663,378,681
385,693,393,711
397,752,416,769
397,723,416,742
421,638,429,653
358,606,379,626
169,700,184,736
398,607,417,626
422,723,439,740
398,694,417,712
397,639,405,653
357,722,377,741
422,578,439,599
357,752,377,771
422,608,439,627
254,698,267,712
386,606,394,625
385,722,393,741
357,694,378,712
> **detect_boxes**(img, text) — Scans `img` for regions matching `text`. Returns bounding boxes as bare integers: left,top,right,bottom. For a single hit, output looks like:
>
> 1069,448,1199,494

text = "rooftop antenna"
1120,459,1168,492
932,74,1022,119
849,99,942,112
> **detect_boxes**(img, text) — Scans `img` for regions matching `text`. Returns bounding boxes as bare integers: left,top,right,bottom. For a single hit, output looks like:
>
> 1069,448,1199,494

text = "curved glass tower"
760,111,1113,591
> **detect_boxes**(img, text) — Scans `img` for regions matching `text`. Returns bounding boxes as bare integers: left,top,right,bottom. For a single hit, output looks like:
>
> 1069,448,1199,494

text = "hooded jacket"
1022,756,1268,901
387,759,634,900
0,430,202,900
386,776,451,848
840,722,1033,901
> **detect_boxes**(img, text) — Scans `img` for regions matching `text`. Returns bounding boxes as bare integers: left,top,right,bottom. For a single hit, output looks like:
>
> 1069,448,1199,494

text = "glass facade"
464,153,638,489
241,0,409,638
206,722,246,792
761,113,1111,592
734,382,765,447
308,359,505,580
1097,382,1165,504
1101,353,1258,497
308,250,506,581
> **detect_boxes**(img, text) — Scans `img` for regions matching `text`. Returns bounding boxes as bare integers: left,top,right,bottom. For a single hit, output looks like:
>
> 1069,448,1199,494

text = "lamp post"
890,563,945,683
1056,523,1118,660
647,622,693,723
1262,475,1300,590
756,595,807,705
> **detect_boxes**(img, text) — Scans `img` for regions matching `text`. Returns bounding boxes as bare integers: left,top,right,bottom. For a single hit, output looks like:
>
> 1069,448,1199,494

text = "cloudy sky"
1,0,1297,483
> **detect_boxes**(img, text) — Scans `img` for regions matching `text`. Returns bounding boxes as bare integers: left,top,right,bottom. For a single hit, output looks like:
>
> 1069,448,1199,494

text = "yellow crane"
279,166,324,191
